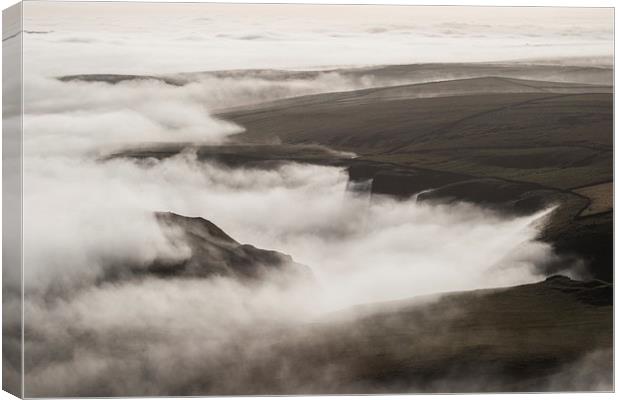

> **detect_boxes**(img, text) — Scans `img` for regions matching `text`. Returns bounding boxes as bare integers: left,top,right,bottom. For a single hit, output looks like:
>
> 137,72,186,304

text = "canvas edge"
2,2,23,398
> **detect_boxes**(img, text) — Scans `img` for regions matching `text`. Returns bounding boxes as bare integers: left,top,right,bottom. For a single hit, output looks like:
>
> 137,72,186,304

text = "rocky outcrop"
152,212,312,282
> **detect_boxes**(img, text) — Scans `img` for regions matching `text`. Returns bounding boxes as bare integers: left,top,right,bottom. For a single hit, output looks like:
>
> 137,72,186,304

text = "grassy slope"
306,276,612,393
183,276,611,395
222,77,612,281
224,84,611,191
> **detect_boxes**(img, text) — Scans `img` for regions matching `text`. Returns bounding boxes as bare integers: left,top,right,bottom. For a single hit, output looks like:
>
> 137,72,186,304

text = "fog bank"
15,61,597,396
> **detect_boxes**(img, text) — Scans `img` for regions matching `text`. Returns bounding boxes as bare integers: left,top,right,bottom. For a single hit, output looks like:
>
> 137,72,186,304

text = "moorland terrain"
63,61,614,392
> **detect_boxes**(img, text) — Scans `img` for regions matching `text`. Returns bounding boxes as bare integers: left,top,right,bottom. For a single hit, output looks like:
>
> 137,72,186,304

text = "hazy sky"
22,2,613,76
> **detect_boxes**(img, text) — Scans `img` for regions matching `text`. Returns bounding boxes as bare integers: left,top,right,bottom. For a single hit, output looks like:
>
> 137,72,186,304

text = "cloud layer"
18,74,562,393
20,150,560,396
22,2,613,76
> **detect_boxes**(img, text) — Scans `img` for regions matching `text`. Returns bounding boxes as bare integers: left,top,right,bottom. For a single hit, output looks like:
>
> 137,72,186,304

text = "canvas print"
2,1,614,397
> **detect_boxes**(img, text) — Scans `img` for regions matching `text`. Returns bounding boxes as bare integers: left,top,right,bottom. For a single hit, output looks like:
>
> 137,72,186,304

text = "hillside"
145,212,311,281
166,275,612,394
217,77,612,282
59,61,613,88
225,76,611,113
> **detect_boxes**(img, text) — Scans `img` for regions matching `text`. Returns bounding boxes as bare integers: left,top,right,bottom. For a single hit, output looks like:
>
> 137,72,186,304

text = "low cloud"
20,151,560,396
22,152,557,299
23,77,245,155
21,4,613,76
12,73,594,396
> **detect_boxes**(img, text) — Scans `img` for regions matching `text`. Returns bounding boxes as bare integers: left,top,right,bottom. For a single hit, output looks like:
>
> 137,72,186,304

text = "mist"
14,55,605,394
23,151,555,298
20,150,561,395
